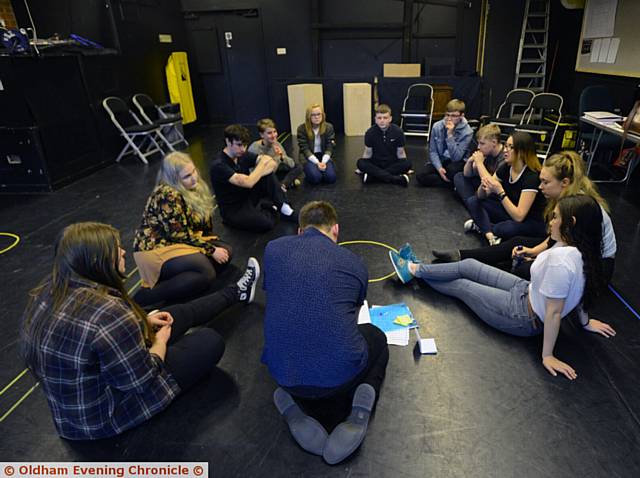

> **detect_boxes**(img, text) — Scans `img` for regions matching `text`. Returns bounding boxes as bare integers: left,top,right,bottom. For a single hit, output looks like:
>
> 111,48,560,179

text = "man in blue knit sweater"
262,201,389,464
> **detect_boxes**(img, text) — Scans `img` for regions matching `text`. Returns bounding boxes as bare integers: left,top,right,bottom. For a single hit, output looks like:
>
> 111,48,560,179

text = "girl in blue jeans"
390,195,616,380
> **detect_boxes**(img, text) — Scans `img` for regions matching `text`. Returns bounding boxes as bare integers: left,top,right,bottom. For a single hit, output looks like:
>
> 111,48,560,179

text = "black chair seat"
489,117,521,126
402,110,430,116
124,123,158,133
515,124,555,133
156,115,182,125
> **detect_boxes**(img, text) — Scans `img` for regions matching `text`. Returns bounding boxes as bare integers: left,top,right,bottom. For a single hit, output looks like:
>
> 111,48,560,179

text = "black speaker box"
0,127,52,192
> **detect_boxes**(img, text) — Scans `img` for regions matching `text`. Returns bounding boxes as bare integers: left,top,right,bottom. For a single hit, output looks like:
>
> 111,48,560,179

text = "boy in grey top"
249,118,303,191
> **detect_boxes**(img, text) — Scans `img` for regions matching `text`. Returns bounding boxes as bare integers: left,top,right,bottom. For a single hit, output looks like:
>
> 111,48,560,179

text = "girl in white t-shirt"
390,194,617,380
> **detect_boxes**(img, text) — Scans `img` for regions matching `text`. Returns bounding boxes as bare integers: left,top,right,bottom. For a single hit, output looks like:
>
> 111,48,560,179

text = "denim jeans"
304,157,337,184
414,259,541,337
453,172,480,203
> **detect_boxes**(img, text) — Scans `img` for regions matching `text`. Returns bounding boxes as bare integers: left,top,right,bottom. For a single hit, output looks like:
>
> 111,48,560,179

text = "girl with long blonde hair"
133,152,233,306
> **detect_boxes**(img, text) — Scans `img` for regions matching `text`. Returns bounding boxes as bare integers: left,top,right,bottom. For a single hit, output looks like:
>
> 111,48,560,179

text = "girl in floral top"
133,152,232,306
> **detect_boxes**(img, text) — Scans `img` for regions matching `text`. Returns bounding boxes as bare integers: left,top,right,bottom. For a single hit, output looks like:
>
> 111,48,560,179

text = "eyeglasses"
310,113,322,117
445,113,462,118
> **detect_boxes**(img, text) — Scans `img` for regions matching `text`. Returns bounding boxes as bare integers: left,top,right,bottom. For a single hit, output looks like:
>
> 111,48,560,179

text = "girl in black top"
464,132,546,245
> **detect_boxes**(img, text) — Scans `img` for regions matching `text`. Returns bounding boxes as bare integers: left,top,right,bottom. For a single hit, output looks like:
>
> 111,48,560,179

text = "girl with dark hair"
390,195,616,380
434,150,617,282
463,132,546,245
22,222,259,440
134,152,233,307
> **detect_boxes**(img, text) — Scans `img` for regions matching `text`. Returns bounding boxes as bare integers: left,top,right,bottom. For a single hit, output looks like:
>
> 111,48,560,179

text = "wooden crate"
343,83,372,136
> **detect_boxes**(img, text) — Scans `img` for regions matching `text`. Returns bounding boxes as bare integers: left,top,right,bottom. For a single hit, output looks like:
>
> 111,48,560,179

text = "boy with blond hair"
453,123,505,204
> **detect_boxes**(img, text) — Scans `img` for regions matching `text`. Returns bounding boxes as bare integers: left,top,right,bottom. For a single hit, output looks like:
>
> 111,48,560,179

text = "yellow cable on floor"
338,240,399,283
0,233,20,254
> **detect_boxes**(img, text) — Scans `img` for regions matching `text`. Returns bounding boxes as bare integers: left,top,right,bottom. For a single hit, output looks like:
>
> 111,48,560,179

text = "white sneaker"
488,236,502,246
463,219,480,234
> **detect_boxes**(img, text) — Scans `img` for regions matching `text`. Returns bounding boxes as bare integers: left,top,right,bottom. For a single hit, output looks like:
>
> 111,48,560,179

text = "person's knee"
303,165,321,184
356,158,370,171
492,222,514,239
466,195,480,208
305,173,321,185
192,328,226,366
324,172,337,184
453,173,467,192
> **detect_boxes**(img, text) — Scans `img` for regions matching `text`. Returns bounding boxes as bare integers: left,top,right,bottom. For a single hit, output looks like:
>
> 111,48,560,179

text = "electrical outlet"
276,47,287,55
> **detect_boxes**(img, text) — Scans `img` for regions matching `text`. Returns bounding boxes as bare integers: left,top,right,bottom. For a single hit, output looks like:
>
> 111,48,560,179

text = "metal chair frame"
102,96,172,164
399,83,434,140
132,93,189,149
514,92,563,160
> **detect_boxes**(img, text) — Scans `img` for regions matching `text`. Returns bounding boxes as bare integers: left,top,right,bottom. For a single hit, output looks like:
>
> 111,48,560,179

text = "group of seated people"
20,97,619,465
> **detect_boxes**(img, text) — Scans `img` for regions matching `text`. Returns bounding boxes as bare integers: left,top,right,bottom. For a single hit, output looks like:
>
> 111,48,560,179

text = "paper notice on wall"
598,38,611,62
606,38,620,63
590,39,602,63
583,0,618,39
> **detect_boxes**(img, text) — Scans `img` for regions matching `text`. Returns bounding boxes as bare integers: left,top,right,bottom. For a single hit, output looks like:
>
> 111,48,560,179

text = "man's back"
262,228,368,388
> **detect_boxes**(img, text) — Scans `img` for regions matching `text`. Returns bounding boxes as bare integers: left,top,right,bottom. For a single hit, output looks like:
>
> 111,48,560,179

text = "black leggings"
460,236,544,279
285,324,389,431
135,246,232,308
163,285,238,391
459,235,616,282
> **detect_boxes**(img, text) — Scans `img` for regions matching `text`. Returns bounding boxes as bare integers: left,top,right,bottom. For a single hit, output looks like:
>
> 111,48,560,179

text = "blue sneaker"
389,250,413,284
398,243,418,262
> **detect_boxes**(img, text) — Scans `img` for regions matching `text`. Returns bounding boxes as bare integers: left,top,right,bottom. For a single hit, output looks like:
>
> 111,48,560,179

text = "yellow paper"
393,315,413,326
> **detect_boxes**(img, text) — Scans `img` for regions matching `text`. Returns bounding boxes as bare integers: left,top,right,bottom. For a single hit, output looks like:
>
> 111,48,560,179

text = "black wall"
11,0,191,105
481,0,526,116
181,0,314,80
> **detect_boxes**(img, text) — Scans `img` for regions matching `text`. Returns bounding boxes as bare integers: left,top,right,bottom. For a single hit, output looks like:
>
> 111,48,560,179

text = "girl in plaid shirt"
22,222,259,439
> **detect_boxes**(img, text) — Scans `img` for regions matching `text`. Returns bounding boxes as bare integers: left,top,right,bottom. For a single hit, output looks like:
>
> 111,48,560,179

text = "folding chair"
132,94,188,149
102,96,170,164
400,83,434,139
514,92,563,160
488,88,535,135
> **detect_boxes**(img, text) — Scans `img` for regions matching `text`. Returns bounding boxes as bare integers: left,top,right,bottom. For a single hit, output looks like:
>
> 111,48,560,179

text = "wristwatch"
499,191,507,201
